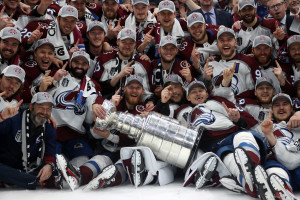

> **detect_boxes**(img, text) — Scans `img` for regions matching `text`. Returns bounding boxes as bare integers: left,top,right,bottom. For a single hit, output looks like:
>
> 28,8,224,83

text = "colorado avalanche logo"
8,29,17,35
55,89,86,115
136,105,145,113
190,106,216,127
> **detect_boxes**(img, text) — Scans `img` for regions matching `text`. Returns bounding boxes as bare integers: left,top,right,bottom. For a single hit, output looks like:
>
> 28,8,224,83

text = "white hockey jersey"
271,121,300,170
48,74,102,136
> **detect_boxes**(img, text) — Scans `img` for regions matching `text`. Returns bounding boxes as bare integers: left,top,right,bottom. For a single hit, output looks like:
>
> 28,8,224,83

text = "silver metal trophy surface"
95,100,203,169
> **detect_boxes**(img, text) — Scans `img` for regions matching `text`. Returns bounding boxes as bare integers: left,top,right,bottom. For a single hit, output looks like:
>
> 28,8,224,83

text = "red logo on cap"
77,50,85,55
130,75,139,79
165,35,173,41
42,93,51,99
191,14,199,20
66,7,75,12
8,29,17,35
13,67,22,74
291,35,300,40
162,1,170,6
166,75,174,80
125,29,133,35
258,36,267,41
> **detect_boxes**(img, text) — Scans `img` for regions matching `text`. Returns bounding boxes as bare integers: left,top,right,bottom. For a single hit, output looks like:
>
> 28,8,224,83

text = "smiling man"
92,28,154,102
46,50,106,168
137,0,188,58
21,5,85,62
0,65,25,111
0,92,56,190
0,27,22,72
178,12,219,68
21,39,61,104
235,0,283,55
206,27,257,96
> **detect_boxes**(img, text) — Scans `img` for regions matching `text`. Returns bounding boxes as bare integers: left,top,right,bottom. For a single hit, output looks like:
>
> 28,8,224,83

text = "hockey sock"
80,155,113,185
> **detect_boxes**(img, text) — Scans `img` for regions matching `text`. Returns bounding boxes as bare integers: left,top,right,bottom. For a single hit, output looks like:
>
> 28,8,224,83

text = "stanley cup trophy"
95,100,204,169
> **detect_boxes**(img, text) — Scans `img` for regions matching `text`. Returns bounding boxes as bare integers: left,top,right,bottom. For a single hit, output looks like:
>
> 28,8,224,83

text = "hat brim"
272,96,292,105
35,42,55,51
158,8,175,13
3,73,24,83
1,35,21,43
133,1,149,5
239,4,256,11
188,20,205,28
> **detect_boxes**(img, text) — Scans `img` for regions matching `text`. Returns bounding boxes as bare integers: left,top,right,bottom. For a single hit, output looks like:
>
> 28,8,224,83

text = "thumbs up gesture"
28,24,43,44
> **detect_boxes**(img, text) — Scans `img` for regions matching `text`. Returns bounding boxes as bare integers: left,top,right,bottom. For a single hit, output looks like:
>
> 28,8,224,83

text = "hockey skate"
56,154,81,191
83,165,117,191
234,147,257,197
220,176,245,193
194,155,218,189
130,149,147,188
254,165,274,200
268,173,297,200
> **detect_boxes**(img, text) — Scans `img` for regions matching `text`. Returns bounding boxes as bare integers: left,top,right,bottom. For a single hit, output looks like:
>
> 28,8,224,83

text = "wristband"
0,112,6,121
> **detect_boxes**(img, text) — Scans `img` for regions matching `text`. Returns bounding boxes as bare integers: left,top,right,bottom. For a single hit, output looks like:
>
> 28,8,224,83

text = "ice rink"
1,180,299,200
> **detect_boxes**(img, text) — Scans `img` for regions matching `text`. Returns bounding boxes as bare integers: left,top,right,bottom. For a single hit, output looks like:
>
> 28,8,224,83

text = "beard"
70,67,88,79
31,110,50,127
125,92,143,106
241,14,255,24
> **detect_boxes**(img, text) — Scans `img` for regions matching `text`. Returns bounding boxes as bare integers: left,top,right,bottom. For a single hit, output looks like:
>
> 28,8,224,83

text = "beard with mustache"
70,67,88,79
31,108,51,127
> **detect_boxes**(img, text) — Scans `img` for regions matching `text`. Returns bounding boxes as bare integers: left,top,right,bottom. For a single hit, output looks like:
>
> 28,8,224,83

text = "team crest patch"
74,143,84,149
15,130,22,142
25,60,37,67
136,105,145,113
190,106,216,127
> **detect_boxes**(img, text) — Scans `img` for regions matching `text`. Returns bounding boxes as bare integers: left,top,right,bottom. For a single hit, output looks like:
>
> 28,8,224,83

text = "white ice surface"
1,180,299,200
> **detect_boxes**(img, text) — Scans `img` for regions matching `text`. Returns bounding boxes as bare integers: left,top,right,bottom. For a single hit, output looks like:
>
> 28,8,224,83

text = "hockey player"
251,35,293,95
86,0,129,44
287,35,300,83
156,74,188,118
151,35,196,99
207,27,257,96
137,0,188,58
178,12,219,69
21,5,85,62
124,0,157,45
48,50,106,167
56,75,156,190
234,0,284,55
260,93,299,199
0,65,25,111
0,27,22,72
21,39,62,104
0,92,56,190
183,68,273,198
92,28,154,103
85,21,113,77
